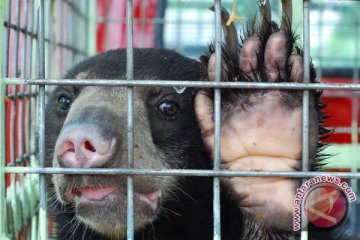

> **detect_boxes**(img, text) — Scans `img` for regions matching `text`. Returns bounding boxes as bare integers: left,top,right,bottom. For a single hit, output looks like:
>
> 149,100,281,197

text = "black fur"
46,45,340,239
200,17,332,172
199,13,343,239
46,48,246,240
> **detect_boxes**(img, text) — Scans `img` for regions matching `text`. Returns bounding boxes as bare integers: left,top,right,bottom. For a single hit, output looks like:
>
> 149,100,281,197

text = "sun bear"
45,2,344,240
46,48,249,240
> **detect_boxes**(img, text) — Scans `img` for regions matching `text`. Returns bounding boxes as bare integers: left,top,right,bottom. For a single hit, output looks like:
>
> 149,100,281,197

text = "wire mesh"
1,0,92,239
0,0,359,239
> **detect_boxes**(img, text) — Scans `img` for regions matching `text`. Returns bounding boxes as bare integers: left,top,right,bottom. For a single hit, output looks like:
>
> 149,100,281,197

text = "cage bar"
67,1,73,68
19,0,29,164
44,0,49,78
8,0,20,235
302,0,311,173
175,0,182,52
301,1,310,238
126,0,135,239
59,0,64,74
4,166,360,179
3,0,10,78
4,78,360,90
37,0,47,239
87,0,96,56
213,1,222,239
0,0,8,238
18,0,29,223
349,9,360,238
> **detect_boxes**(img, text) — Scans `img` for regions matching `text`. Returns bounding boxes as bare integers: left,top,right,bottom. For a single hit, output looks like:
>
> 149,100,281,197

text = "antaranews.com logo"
293,175,357,231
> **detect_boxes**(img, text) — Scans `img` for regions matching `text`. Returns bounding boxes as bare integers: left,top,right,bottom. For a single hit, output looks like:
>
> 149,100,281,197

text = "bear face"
45,48,221,239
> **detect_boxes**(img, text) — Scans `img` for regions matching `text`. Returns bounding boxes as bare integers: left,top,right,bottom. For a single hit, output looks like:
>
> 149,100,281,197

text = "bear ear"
200,6,239,82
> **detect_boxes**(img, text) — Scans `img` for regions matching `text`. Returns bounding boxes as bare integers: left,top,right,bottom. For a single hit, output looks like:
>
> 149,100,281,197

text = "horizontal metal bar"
333,127,360,134
5,154,31,166
96,17,360,26
4,167,360,178
96,17,211,25
3,21,86,55
4,78,360,90
6,92,37,99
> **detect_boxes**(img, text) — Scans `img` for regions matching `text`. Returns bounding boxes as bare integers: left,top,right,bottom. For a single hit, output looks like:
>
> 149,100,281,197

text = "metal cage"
1,0,359,240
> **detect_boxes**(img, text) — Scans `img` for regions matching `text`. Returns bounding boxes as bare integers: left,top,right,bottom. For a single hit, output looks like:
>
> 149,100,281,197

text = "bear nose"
55,124,117,168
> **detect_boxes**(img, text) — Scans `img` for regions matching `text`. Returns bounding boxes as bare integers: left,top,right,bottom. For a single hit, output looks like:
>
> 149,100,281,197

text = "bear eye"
58,95,72,112
158,101,179,117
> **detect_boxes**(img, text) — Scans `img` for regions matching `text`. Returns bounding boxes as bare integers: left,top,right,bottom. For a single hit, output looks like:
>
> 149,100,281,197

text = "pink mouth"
65,186,162,211
65,186,117,201
81,186,118,200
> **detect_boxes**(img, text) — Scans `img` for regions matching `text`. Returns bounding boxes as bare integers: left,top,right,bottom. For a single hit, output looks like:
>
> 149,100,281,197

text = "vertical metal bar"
301,1,310,239
44,0,50,78
65,2,69,68
2,9,11,233
154,0,166,48
27,0,35,156
302,0,310,171
38,0,47,239
175,0,182,51
68,2,73,68
20,0,29,164
81,1,86,60
0,0,9,238
31,0,39,171
12,0,21,78
213,1,221,240
52,0,57,72
10,0,18,166
10,0,21,234
4,0,10,78
54,0,60,78
31,215,38,240
78,1,81,62
81,0,86,58
81,1,88,58
87,0,96,56
72,1,79,64
19,0,29,234
32,0,39,79
350,14,360,238
0,89,8,238
72,1,77,64
59,0,64,75
126,0,134,239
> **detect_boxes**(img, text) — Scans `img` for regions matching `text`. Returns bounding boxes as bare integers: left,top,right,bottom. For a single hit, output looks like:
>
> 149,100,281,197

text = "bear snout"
55,124,117,168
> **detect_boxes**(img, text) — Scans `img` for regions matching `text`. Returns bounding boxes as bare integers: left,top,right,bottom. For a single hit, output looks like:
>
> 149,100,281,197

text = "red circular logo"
304,185,348,228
